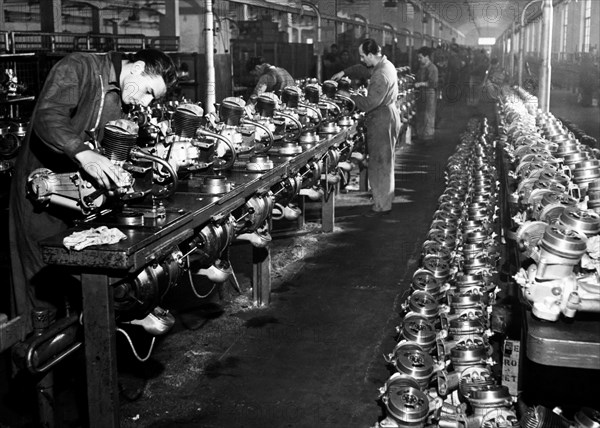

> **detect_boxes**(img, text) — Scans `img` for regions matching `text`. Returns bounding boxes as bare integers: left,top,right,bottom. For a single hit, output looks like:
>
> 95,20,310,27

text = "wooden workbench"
38,126,356,428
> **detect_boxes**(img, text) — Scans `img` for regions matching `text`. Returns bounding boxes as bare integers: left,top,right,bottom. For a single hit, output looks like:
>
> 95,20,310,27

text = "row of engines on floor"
375,118,514,428
501,87,600,322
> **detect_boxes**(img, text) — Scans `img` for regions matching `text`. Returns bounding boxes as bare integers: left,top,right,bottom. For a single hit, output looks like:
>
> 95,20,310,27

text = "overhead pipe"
539,0,553,112
381,22,396,64
204,0,216,114
518,0,543,88
301,1,322,82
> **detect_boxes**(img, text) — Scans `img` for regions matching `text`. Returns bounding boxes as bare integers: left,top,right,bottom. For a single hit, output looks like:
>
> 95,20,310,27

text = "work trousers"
366,105,401,212
416,89,437,141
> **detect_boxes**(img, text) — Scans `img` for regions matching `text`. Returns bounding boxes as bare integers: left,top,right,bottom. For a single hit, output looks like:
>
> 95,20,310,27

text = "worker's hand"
331,71,345,81
74,150,130,189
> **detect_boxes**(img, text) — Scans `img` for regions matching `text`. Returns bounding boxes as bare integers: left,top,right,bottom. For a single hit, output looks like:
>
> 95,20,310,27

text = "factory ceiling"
422,0,548,42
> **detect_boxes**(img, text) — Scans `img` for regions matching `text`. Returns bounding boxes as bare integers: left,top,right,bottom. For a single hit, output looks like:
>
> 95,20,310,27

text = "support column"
159,0,180,39
252,247,271,307
204,0,216,115
81,273,119,428
40,0,62,33
0,0,5,29
91,7,101,36
539,0,553,112
509,23,516,81
321,188,335,233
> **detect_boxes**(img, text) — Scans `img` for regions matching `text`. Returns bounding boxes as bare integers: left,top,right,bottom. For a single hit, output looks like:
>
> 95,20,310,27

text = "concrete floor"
0,91,596,427
114,100,478,428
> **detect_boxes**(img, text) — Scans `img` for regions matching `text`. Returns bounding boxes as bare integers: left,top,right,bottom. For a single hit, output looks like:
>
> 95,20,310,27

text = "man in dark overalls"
9,49,177,332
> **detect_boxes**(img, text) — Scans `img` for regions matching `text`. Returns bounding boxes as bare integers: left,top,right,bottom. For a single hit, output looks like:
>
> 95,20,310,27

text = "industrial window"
561,4,568,54
583,0,591,52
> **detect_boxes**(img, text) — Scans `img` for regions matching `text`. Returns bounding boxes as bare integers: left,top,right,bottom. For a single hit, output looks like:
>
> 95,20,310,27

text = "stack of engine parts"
375,117,518,428
396,66,416,126
498,87,600,322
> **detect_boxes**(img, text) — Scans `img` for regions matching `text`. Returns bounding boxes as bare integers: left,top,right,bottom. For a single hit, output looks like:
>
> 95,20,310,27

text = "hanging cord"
187,255,217,299
80,311,156,362
116,327,156,362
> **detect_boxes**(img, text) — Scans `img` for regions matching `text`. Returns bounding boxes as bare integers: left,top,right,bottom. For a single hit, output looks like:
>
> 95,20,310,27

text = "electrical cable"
116,327,156,362
187,255,217,298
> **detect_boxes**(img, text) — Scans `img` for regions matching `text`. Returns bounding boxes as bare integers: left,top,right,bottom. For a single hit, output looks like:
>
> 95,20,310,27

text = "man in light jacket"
350,39,401,215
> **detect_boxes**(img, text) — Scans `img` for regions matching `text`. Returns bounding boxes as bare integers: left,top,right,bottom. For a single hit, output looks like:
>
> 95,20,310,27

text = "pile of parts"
376,117,512,428
374,112,600,428
501,87,600,322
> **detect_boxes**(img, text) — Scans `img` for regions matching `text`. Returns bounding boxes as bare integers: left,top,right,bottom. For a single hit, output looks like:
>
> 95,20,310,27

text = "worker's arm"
250,73,275,102
331,63,371,81
415,64,438,89
351,71,391,113
32,55,128,188
32,54,94,162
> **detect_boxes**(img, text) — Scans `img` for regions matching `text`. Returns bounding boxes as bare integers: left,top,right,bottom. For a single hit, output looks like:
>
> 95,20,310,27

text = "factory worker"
414,46,439,143
349,39,401,216
9,48,178,332
246,56,295,103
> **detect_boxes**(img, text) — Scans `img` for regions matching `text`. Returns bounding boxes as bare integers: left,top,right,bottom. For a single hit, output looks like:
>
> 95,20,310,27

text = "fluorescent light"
478,37,496,45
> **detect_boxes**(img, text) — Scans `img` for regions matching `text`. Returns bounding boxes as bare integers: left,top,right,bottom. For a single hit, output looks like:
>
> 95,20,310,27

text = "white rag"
63,226,127,251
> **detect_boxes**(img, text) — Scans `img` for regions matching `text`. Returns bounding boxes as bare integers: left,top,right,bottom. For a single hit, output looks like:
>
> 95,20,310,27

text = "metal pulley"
422,255,452,283
411,269,442,297
427,230,458,252
450,339,489,372
448,315,486,337
407,291,440,320
516,221,547,259
379,373,430,427
539,224,588,262
422,241,453,264
534,191,578,222
534,225,590,279
571,160,600,190
398,316,437,352
468,385,513,414
462,242,486,260
432,218,459,234
439,202,463,218
464,229,491,245
386,342,434,390
438,193,465,207
448,292,484,310
558,206,600,237
463,254,494,275
462,220,489,235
